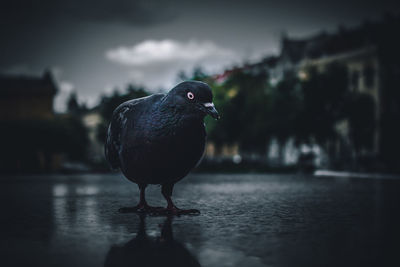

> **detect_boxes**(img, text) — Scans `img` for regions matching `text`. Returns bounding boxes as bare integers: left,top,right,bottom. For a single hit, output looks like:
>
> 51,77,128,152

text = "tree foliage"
190,63,359,156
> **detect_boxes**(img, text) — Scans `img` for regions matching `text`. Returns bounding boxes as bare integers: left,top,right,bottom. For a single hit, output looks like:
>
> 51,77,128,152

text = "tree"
67,92,80,114
202,69,271,154
67,91,88,115
269,72,303,144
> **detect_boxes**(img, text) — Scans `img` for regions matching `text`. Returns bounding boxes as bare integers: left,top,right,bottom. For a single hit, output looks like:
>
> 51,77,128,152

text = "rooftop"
0,71,57,97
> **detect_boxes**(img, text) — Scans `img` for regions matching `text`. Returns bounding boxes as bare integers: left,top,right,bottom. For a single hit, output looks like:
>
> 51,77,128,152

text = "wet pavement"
1,173,399,267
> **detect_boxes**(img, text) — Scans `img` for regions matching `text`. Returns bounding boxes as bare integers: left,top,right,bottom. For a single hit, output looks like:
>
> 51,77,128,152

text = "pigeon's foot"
151,206,200,216
118,204,164,214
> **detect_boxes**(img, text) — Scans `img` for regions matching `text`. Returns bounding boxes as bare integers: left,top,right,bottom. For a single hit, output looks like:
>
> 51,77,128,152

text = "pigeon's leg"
158,184,200,215
119,184,163,213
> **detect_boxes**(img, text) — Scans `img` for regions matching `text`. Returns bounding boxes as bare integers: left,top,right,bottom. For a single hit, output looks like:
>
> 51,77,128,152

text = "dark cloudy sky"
1,0,399,111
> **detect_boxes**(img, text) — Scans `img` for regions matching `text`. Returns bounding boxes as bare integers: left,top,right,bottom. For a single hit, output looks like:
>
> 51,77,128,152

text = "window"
363,65,375,88
351,71,360,91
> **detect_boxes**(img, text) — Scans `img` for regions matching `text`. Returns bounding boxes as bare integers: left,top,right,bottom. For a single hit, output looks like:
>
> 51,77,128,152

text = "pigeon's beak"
203,102,220,120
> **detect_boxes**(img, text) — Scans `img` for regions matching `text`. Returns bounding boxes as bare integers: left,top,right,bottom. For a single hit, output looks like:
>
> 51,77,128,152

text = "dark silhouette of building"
0,71,57,121
0,71,62,173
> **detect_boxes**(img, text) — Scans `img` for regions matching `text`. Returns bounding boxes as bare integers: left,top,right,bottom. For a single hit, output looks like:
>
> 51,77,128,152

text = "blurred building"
275,17,400,170
274,32,381,158
0,71,57,120
0,71,64,172
265,17,400,170
211,16,400,170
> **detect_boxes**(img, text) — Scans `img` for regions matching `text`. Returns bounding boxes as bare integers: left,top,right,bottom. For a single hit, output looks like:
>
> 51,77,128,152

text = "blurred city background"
1,3,399,174
2,1,400,267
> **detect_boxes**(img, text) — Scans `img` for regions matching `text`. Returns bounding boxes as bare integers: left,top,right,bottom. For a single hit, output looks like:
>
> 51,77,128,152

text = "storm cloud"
106,39,241,88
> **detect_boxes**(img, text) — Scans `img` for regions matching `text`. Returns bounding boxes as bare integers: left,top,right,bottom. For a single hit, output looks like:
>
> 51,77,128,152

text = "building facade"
0,71,57,120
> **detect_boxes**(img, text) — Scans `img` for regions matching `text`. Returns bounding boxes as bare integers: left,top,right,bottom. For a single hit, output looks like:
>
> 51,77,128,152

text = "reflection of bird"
105,81,219,215
104,215,201,267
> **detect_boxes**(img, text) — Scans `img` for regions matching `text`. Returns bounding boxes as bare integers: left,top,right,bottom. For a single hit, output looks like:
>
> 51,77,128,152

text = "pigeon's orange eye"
187,92,194,100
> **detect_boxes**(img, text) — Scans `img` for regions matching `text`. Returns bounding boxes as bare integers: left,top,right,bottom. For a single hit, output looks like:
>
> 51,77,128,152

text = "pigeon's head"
166,81,220,120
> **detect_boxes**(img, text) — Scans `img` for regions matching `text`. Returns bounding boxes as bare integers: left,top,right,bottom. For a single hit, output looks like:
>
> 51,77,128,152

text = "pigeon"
105,81,219,215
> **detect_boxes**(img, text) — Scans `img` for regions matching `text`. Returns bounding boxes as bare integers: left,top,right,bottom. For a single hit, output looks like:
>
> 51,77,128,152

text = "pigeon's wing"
104,103,131,170
104,94,165,170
